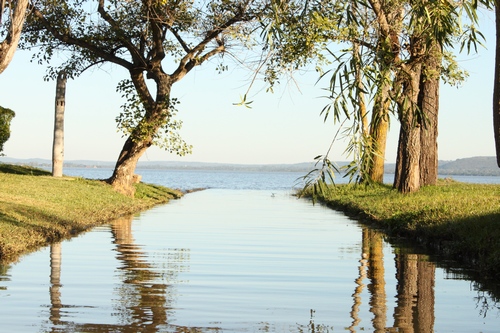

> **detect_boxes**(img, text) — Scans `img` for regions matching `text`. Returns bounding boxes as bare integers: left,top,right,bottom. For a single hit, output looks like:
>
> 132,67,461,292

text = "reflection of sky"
0,8,497,165
0,190,499,332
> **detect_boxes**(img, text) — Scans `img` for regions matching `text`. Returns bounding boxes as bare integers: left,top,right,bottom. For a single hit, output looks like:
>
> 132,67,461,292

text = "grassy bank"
0,164,182,263
305,179,500,279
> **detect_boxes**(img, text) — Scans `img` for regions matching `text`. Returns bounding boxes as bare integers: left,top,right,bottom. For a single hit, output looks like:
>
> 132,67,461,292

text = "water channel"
1,170,499,332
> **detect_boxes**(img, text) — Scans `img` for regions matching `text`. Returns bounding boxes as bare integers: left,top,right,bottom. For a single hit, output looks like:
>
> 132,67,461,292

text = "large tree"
265,0,484,193
0,0,29,74
24,0,264,195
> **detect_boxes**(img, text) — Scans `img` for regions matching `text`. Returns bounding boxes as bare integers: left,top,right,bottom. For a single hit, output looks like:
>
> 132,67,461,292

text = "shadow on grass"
0,164,51,176
0,202,91,263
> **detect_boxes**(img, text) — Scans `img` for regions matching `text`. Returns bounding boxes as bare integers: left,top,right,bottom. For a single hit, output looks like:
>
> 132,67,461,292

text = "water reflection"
44,215,213,333
348,228,436,333
1,197,499,332
393,252,435,332
110,216,169,332
49,242,62,328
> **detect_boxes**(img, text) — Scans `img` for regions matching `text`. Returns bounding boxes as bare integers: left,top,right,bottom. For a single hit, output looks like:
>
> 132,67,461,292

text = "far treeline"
1,0,500,196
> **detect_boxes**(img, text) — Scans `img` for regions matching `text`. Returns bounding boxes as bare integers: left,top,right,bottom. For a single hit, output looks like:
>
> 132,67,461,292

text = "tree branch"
29,4,133,71
97,0,147,67
171,4,254,82
0,0,30,74
168,26,191,54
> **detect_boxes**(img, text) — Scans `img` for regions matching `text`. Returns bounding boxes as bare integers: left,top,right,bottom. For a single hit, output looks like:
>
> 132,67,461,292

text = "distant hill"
385,156,500,176
1,156,499,176
438,156,500,176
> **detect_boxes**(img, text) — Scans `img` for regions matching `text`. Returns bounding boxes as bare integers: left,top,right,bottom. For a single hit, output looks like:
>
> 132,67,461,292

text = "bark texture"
418,43,441,186
52,72,66,177
0,0,29,74
393,62,422,193
108,136,152,197
368,82,390,183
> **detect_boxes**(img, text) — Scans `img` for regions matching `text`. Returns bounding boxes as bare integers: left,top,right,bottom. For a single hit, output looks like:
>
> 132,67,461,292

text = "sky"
0,10,497,165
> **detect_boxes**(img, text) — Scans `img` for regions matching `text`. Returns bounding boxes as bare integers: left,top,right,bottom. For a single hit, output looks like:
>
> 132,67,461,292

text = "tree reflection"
37,216,495,332
390,251,435,332
348,227,436,333
49,242,62,327
110,215,170,331
45,215,221,333
348,228,388,332
348,229,369,332
367,229,387,332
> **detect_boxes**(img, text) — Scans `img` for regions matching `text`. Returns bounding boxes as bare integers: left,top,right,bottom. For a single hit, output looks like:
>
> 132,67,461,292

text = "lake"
0,168,499,332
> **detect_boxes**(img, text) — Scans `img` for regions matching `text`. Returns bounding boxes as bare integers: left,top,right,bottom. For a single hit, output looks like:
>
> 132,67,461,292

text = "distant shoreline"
1,156,499,176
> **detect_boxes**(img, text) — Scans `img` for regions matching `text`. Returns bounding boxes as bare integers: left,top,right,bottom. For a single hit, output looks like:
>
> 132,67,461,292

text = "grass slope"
308,179,500,280
0,164,182,263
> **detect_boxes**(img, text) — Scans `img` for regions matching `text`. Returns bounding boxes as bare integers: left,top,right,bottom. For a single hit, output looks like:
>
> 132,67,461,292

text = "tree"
0,106,16,153
265,0,484,193
0,0,29,74
25,0,265,195
0,105,15,154
52,71,66,177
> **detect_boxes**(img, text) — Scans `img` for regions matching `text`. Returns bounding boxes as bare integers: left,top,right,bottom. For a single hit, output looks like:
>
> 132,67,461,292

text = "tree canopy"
22,0,267,195
0,106,15,154
262,0,493,193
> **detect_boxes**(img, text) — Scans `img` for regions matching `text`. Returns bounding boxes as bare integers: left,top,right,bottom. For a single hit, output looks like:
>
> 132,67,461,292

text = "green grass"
0,163,182,263
304,179,500,279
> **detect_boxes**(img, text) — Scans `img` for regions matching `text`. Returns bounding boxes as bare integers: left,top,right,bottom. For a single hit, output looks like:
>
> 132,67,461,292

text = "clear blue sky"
0,10,496,165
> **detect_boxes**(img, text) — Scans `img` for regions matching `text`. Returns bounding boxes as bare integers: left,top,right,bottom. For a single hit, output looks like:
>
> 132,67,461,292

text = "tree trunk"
394,117,421,193
107,70,173,196
368,81,391,183
52,72,66,177
0,0,29,74
418,43,441,186
393,65,422,193
107,136,151,196
494,1,500,167
365,0,402,183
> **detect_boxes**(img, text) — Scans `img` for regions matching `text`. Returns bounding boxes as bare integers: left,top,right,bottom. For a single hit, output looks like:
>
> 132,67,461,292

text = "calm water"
1,169,499,332
45,167,500,191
